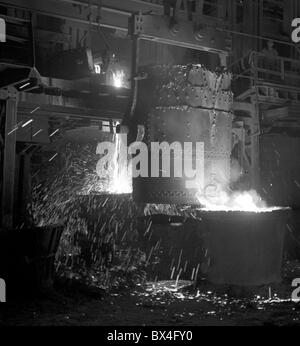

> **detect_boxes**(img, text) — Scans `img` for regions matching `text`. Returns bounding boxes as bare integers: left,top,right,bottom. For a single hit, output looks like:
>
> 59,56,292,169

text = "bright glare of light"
94,64,101,74
108,132,132,194
112,70,125,88
197,190,283,213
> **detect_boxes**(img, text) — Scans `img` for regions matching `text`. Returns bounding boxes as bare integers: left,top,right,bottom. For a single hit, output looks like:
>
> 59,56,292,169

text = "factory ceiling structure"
0,0,300,225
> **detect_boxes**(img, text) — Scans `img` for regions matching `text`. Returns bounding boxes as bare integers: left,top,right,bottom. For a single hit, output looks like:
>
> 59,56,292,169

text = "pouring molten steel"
107,133,132,194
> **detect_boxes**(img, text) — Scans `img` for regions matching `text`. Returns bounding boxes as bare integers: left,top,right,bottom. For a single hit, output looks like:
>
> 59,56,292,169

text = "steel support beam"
18,102,124,122
1,95,18,228
0,0,228,50
18,90,127,121
0,0,130,32
16,152,32,226
0,0,225,30
68,0,164,16
129,13,230,54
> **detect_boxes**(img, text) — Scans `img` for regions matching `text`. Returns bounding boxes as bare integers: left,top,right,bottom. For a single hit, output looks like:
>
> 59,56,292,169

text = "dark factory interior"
0,0,300,330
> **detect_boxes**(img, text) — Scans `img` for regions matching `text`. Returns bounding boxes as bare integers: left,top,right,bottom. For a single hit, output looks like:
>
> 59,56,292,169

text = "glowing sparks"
49,153,58,162
30,106,40,114
7,126,18,136
50,129,60,137
22,119,33,128
197,190,283,213
33,129,43,137
19,82,30,90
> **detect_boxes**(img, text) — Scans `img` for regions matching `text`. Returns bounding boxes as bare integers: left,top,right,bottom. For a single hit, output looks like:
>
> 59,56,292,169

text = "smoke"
230,158,243,184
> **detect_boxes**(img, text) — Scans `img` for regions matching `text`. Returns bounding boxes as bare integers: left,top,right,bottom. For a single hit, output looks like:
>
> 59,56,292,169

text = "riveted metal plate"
132,65,233,204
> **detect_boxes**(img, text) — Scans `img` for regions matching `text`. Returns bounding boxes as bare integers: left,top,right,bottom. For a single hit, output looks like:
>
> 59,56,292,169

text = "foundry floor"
1,261,300,326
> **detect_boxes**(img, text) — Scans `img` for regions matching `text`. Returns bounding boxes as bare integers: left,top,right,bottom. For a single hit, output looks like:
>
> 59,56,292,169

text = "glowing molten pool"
197,190,285,213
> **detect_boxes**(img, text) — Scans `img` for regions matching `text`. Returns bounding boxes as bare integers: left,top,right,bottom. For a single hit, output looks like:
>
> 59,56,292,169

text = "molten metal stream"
108,133,132,194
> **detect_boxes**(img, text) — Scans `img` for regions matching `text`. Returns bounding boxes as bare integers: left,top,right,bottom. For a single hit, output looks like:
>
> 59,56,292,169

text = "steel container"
132,65,233,204
200,210,288,286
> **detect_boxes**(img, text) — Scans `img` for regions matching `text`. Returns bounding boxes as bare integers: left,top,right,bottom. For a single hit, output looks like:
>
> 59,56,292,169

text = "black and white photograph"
0,0,300,336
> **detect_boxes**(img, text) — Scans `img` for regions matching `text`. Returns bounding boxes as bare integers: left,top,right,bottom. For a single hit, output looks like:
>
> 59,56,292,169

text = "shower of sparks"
30,106,40,114
7,126,18,135
29,141,146,290
146,280,194,293
22,119,33,128
28,139,300,326
49,153,58,162
50,129,60,137
19,82,30,90
131,280,300,325
33,129,43,137
7,121,23,135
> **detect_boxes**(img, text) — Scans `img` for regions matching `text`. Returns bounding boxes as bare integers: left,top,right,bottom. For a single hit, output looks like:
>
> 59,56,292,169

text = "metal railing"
228,50,253,78
250,52,300,85
229,51,300,99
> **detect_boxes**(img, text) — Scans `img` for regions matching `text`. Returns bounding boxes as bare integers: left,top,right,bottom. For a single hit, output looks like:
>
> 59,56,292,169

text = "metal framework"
0,89,18,228
1,0,299,223
0,0,225,32
129,12,230,56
